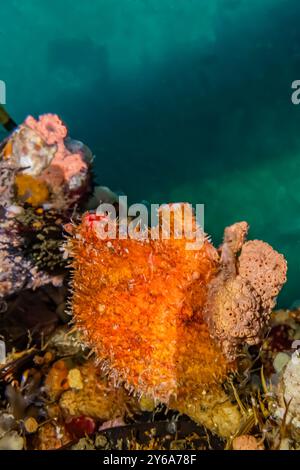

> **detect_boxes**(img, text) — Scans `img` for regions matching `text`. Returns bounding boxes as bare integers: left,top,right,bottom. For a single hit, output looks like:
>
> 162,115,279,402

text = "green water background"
1,0,300,307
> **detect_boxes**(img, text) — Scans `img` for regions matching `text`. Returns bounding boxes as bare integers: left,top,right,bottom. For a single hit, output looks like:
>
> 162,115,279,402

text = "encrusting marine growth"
69,206,229,403
0,113,92,298
68,205,287,435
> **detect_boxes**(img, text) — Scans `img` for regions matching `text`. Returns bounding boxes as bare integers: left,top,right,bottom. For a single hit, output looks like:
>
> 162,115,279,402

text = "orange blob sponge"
69,212,232,403
15,173,49,207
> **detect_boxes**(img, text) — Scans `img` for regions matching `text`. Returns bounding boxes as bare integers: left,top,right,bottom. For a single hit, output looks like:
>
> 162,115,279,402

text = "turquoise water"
1,0,300,307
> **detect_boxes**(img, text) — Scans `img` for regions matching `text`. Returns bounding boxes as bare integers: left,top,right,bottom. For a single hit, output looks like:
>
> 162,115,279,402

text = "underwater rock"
0,113,92,298
67,207,286,436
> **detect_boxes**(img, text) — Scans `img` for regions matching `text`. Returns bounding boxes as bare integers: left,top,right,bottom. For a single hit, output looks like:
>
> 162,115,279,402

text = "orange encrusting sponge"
70,215,232,403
